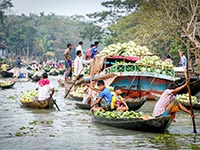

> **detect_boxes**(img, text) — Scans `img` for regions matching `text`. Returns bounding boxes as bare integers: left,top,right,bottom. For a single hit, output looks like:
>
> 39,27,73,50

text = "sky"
11,0,106,16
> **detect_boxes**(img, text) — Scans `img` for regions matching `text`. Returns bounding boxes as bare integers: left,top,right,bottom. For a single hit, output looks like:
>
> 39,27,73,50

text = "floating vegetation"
49,134,55,137
146,134,200,149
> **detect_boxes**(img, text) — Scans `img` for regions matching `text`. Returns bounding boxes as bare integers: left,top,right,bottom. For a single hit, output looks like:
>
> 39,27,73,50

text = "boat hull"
20,98,54,109
92,113,172,133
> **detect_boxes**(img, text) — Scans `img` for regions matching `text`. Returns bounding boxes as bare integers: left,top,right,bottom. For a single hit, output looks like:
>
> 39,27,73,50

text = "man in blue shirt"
91,41,99,59
179,51,187,67
90,80,112,110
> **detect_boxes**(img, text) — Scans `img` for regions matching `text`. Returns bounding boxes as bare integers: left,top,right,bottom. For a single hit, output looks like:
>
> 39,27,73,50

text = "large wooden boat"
174,67,200,95
20,98,54,109
91,112,172,133
84,56,177,100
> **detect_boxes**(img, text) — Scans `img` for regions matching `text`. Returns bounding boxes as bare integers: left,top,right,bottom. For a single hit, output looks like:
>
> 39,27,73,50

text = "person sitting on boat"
82,80,99,104
153,79,195,122
32,68,43,79
90,80,112,111
111,86,129,112
1,61,8,72
36,73,54,101
165,54,173,64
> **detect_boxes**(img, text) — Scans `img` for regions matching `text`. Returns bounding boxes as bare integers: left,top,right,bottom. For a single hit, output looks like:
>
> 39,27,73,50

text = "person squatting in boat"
153,79,195,122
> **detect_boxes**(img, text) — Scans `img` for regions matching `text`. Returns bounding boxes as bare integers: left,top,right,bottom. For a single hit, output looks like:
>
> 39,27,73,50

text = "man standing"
76,41,83,53
74,50,92,79
91,41,99,59
179,51,187,67
64,43,73,81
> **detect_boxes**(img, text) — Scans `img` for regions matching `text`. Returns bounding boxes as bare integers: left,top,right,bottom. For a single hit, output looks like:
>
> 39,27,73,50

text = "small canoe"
0,71,13,78
58,79,65,87
75,102,90,110
49,71,59,76
20,98,54,109
0,82,16,89
28,73,41,82
68,94,83,101
125,95,148,111
91,112,172,133
179,100,200,110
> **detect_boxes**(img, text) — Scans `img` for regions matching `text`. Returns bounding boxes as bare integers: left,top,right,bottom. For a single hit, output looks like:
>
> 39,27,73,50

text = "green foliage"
0,14,103,60
0,0,13,23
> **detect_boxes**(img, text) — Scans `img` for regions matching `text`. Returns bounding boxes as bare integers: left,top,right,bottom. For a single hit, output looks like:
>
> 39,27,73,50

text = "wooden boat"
58,79,65,87
179,100,200,110
0,71,13,78
28,72,41,82
20,98,54,109
125,95,148,111
91,112,172,133
174,67,200,95
68,94,83,101
84,56,178,100
75,102,90,110
0,81,16,89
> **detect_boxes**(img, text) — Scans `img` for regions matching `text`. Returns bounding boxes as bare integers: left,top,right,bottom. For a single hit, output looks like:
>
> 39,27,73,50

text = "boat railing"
104,64,175,77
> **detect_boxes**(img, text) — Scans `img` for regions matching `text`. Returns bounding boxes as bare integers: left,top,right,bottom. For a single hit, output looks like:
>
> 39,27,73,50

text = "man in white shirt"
76,41,84,58
36,73,54,101
74,50,92,79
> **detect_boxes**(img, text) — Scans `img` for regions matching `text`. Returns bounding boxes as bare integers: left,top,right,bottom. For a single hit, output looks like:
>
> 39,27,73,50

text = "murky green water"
0,76,200,150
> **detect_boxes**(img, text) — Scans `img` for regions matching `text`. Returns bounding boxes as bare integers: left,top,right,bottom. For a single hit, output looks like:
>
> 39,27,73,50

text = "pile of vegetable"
99,41,153,57
177,93,199,104
135,56,174,76
20,90,38,103
71,87,84,97
0,80,14,87
94,110,155,120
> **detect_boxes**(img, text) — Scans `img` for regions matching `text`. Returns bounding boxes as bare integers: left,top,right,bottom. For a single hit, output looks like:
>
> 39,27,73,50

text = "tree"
0,0,13,23
87,0,141,25
80,23,104,42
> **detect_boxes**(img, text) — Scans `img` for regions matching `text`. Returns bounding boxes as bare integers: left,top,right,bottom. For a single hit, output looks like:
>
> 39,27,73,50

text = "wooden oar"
179,50,197,134
64,68,84,98
52,99,60,111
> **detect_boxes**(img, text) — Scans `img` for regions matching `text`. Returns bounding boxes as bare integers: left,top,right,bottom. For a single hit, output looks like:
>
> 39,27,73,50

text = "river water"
0,76,200,150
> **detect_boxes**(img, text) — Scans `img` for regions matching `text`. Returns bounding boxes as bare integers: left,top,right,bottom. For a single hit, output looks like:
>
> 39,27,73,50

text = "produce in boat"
177,93,199,104
99,41,153,57
70,87,84,97
93,110,155,120
20,90,38,103
0,80,14,87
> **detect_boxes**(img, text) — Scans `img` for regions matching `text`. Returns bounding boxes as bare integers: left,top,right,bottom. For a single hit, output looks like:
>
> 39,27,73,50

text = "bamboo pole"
179,50,197,134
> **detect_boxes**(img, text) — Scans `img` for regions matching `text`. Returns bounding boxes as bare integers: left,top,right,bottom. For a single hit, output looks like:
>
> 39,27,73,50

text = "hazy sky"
11,0,106,16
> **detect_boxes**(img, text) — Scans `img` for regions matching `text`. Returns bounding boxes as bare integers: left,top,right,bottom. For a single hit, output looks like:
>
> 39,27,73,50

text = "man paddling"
153,79,195,122
36,73,54,101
